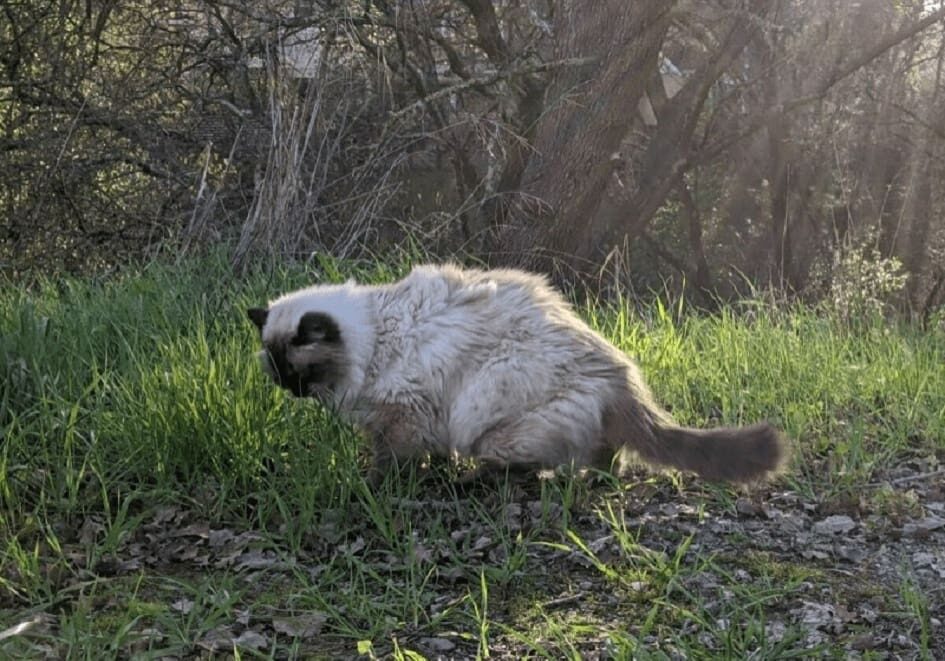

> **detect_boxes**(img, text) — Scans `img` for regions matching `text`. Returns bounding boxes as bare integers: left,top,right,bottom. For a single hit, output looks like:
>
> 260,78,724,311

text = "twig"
387,57,595,123
542,591,586,609
867,468,945,488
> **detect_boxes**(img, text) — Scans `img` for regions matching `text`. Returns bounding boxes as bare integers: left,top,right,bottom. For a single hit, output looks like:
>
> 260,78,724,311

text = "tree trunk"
593,1,768,270
678,179,715,303
905,8,943,306
766,110,795,290
497,0,676,276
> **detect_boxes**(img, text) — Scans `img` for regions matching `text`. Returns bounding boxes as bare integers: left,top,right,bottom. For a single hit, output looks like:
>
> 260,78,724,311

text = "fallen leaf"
339,536,365,556
232,630,269,650
272,613,327,639
0,614,55,641
208,528,235,547
197,626,233,652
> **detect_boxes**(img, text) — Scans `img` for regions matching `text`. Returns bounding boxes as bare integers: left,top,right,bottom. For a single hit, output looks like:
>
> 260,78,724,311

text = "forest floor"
2,254,943,658
3,464,943,659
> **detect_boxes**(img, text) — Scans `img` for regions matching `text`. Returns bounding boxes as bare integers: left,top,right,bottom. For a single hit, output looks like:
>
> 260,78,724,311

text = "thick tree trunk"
498,1,769,281
592,1,768,270
497,1,676,275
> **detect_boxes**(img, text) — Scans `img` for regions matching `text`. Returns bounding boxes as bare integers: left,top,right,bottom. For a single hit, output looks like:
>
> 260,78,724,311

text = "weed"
1,253,943,656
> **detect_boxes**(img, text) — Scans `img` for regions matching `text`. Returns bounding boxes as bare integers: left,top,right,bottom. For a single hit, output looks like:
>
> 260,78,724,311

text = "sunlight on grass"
2,253,944,656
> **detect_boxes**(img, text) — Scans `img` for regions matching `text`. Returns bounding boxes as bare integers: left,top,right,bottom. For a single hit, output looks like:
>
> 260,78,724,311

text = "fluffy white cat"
248,264,788,483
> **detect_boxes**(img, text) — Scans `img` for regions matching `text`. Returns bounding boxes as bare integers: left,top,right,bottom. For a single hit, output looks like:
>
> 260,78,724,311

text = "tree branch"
699,6,945,163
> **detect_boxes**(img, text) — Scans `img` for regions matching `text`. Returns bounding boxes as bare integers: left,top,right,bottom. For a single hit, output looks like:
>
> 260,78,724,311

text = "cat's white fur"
251,264,788,482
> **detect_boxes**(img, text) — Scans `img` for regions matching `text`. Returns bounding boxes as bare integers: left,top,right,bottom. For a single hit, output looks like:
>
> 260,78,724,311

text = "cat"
247,264,789,483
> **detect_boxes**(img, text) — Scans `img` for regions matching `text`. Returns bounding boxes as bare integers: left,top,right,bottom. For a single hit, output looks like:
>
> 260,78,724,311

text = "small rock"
794,601,837,631
912,552,937,568
764,621,786,643
902,515,945,537
735,498,763,517
849,633,876,651
813,515,857,535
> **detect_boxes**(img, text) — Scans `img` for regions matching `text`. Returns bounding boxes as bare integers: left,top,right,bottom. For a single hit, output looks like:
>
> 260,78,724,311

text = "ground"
2,257,943,658
3,458,942,659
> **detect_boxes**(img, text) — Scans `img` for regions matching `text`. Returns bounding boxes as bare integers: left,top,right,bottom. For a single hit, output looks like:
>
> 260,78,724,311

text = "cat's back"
370,264,569,367
395,263,572,337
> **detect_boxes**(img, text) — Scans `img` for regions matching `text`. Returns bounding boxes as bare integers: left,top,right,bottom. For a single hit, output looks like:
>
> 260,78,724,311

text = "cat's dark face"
247,308,345,400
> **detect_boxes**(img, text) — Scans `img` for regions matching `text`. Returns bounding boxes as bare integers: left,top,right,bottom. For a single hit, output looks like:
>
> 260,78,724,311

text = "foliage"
813,229,911,321
1,253,944,655
3,1,945,316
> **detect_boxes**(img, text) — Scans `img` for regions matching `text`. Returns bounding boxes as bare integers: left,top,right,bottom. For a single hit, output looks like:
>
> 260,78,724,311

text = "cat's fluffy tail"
645,422,788,483
603,381,790,483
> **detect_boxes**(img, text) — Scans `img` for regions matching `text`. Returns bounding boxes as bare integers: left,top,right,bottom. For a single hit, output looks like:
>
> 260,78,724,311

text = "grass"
1,252,944,658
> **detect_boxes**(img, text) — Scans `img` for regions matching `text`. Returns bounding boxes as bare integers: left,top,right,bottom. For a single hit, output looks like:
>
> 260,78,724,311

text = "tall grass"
1,252,943,656
3,250,944,536
0,256,395,587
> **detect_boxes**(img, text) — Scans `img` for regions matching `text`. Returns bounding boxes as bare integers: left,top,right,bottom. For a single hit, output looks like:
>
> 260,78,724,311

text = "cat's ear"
294,311,341,345
247,308,269,332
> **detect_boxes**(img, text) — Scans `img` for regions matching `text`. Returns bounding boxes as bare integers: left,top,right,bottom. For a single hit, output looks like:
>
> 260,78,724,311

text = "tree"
4,0,945,316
